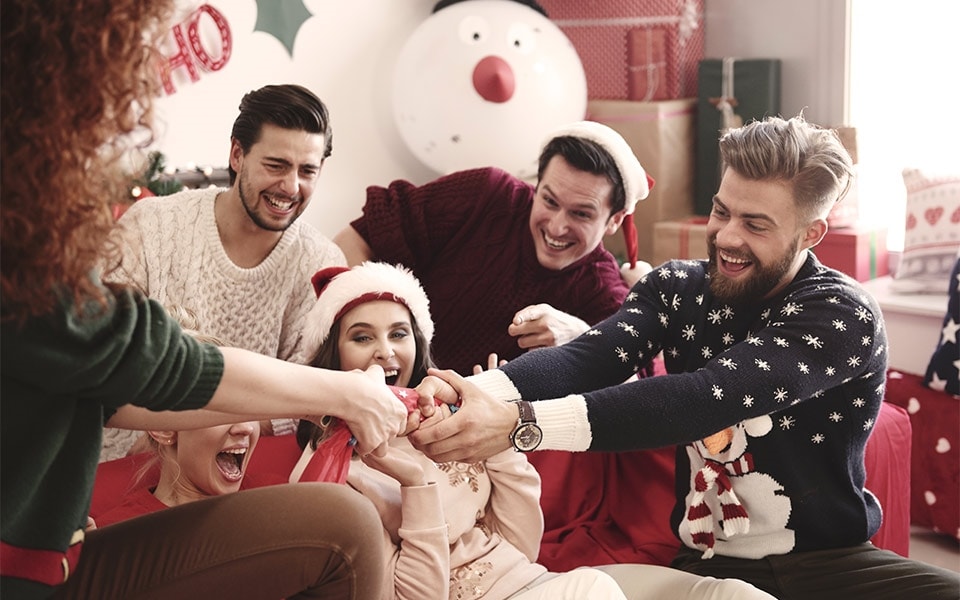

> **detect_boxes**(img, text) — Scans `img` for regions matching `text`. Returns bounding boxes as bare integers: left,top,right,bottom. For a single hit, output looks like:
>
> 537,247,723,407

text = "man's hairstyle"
718,115,855,223
228,84,333,185
536,136,627,214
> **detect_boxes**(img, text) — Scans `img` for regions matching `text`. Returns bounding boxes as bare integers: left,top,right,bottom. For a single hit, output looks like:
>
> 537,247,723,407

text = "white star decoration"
781,302,802,316
722,333,735,345
833,319,846,331
756,358,771,371
779,415,795,429
708,310,722,324
863,419,875,431
927,372,948,392
852,397,866,408
774,337,789,347
719,357,737,370
940,318,959,346
743,395,754,407
829,412,843,422
802,334,823,348
798,362,810,374
774,388,788,402
618,322,639,337
682,325,696,340
747,334,763,346
712,385,723,399
812,433,825,444
616,347,629,362
825,366,836,376
701,347,713,358
659,313,669,327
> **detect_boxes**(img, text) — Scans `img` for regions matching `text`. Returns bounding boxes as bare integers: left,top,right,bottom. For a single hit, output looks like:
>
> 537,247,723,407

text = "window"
848,0,960,251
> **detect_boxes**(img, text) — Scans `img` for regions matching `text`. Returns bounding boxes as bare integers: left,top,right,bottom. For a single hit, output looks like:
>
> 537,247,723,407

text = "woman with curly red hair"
1,2,406,598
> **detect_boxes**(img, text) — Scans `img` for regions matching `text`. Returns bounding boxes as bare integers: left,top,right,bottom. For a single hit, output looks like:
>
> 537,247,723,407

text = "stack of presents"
540,0,885,280
516,0,911,571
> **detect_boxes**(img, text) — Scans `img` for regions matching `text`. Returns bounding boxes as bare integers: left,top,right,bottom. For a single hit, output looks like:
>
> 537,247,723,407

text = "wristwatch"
509,400,542,452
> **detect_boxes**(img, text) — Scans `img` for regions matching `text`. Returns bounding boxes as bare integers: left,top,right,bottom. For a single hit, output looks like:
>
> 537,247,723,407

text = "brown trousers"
55,483,384,600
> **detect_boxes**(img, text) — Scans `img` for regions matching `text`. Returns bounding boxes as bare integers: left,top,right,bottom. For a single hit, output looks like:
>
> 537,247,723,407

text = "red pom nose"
472,55,515,103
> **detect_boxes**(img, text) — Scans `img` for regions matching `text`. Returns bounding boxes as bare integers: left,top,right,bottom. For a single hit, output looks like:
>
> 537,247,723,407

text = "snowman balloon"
393,0,587,179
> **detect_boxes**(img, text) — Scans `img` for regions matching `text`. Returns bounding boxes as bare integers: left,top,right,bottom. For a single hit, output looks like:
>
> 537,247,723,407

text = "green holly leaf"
254,0,313,57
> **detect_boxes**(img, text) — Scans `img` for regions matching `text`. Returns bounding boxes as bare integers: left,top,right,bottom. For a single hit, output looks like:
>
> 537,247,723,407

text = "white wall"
152,0,847,238
703,0,848,127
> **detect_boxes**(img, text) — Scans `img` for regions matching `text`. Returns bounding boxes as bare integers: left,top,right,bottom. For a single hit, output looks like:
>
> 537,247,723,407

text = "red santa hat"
544,121,655,278
302,262,434,359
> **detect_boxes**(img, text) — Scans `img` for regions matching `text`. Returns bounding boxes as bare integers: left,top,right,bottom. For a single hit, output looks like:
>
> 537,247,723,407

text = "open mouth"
384,368,400,386
216,448,247,482
263,192,296,214
719,251,752,275
543,232,573,251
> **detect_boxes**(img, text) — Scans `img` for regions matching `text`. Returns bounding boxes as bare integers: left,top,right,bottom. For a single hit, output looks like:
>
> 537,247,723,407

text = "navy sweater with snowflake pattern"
483,253,887,559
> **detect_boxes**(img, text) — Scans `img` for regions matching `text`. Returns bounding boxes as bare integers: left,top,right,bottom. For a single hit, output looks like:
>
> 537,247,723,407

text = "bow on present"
296,386,452,484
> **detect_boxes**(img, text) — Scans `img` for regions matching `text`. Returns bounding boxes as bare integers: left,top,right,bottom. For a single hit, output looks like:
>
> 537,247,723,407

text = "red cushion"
884,369,960,541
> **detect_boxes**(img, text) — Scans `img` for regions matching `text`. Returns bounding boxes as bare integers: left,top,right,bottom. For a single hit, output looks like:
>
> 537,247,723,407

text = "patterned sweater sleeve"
481,449,544,562
495,259,887,452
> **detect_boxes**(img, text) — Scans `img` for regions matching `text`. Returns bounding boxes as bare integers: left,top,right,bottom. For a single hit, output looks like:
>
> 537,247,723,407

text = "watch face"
513,423,542,452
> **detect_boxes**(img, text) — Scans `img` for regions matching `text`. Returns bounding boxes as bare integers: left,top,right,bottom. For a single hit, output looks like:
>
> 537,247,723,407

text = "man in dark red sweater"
334,121,653,375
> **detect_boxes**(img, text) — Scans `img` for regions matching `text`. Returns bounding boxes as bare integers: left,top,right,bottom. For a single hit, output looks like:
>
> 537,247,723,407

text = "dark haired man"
107,84,344,436
335,121,653,375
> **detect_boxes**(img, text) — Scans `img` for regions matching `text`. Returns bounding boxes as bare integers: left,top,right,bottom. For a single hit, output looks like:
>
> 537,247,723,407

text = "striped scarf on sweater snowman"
686,427,751,558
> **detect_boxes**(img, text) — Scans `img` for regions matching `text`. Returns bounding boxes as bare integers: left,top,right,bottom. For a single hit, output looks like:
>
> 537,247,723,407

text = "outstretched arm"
110,351,407,457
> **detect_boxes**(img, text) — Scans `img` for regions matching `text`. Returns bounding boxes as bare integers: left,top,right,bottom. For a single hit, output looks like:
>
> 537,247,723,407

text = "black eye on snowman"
459,15,489,45
506,22,536,55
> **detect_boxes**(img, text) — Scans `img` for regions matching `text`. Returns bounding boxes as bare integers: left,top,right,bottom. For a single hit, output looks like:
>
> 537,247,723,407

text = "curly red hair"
1,0,176,322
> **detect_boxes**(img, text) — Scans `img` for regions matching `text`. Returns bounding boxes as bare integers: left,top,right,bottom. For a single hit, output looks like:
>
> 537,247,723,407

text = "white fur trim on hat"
302,262,434,360
543,120,650,215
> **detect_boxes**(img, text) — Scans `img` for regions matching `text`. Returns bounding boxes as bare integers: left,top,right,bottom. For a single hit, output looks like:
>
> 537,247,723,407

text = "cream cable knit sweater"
105,187,344,365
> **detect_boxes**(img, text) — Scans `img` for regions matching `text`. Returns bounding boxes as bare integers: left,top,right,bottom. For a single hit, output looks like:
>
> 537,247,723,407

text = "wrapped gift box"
587,99,696,263
695,58,782,215
813,225,889,281
652,216,709,267
539,0,704,100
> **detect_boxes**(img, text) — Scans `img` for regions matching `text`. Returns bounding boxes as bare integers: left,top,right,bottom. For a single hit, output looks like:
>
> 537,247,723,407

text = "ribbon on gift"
297,386,452,484
679,217,709,258
709,57,743,132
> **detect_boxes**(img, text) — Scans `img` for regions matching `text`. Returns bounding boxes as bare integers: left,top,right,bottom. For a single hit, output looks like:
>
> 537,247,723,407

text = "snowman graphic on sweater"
679,415,795,559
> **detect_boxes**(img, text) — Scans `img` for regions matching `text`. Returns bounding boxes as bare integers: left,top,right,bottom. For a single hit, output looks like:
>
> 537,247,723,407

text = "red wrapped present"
539,0,704,100
813,225,889,282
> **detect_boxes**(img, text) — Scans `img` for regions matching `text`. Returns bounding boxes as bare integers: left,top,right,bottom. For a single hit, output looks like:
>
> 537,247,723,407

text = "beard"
708,235,801,304
238,170,300,233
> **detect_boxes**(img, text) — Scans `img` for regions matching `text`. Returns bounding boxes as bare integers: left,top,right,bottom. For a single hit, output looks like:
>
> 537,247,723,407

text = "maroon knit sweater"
351,167,629,374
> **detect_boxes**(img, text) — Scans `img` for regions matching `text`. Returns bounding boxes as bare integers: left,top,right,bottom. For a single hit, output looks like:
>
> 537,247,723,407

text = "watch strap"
516,400,536,424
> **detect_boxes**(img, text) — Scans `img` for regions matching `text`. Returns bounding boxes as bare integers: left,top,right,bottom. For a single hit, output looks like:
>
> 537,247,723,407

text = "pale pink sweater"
292,437,547,600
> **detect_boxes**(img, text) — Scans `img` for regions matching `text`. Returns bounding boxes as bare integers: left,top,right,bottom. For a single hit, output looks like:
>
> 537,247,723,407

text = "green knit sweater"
1,284,224,598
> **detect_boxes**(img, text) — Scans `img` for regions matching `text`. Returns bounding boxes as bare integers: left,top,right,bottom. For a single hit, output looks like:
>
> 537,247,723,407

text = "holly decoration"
131,151,184,198
113,151,185,220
